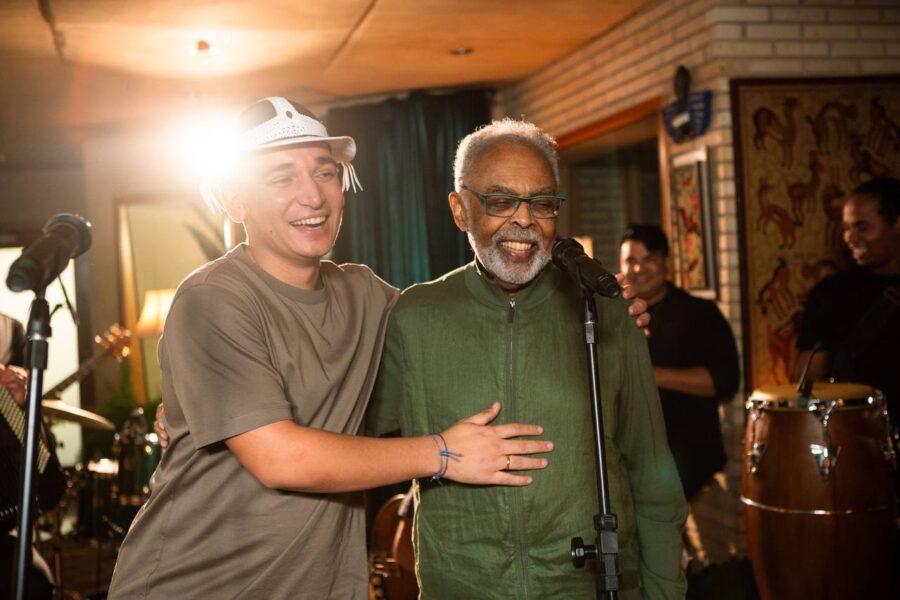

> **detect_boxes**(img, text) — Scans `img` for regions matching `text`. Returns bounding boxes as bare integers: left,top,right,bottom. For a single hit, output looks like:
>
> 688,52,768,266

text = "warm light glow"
190,39,220,65
223,218,233,250
135,289,176,338
573,235,594,259
171,110,236,183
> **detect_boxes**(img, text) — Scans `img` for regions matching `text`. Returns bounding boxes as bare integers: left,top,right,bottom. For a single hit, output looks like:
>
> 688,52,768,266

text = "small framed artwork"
670,147,716,299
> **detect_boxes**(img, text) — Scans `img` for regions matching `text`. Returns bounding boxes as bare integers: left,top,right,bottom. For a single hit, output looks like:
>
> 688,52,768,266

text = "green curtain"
328,89,492,289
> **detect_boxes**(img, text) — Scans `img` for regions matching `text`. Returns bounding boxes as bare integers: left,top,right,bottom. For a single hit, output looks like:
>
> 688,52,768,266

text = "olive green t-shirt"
108,245,397,600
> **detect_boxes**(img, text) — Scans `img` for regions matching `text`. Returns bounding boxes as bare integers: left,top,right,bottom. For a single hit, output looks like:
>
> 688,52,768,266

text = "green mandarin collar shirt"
367,262,687,599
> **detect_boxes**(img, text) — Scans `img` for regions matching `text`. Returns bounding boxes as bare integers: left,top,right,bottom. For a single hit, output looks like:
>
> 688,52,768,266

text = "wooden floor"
35,535,116,599
30,493,121,600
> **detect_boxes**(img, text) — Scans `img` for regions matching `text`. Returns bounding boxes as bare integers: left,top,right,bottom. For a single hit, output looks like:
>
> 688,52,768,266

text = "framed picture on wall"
669,147,716,299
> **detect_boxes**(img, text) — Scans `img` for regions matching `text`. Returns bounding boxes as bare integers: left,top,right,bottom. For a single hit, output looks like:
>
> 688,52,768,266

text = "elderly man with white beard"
366,119,687,599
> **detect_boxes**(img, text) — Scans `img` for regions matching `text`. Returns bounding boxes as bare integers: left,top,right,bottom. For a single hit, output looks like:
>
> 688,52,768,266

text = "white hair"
453,118,559,191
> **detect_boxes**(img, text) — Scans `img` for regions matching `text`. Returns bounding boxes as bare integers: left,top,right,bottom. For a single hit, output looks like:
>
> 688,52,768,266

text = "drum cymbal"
42,399,115,431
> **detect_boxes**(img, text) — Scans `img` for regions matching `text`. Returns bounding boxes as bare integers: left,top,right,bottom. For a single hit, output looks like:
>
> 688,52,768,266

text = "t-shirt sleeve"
614,302,688,599
365,311,403,437
700,301,741,401
162,283,294,448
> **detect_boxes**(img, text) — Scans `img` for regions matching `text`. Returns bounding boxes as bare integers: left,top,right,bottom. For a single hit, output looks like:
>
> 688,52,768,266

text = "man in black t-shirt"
619,225,740,503
619,225,740,570
793,178,900,425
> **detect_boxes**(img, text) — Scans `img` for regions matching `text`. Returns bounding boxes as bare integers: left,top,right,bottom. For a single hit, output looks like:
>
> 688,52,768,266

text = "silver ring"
505,455,511,470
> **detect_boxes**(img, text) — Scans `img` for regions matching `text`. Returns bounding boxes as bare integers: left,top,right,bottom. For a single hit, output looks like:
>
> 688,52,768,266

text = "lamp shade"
134,288,176,338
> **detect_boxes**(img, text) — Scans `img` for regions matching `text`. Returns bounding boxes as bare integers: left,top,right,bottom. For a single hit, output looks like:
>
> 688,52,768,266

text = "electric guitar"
0,325,131,529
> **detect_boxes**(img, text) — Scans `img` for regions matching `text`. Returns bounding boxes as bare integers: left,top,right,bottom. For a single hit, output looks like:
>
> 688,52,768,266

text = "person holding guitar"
0,318,63,600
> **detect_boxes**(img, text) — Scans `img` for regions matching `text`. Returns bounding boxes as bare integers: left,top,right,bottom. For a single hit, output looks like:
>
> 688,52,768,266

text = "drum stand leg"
50,505,65,600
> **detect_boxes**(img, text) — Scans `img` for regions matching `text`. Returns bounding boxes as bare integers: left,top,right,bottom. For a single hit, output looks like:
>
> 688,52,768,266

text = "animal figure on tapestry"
805,101,857,154
849,134,894,184
820,183,846,248
801,259,840,288
786,151,821,225
676,204,701,237
753,97,799,169
867,96,900,157
756,176,795,249
756,257,796,321
675,169,702,234
766,309,802,385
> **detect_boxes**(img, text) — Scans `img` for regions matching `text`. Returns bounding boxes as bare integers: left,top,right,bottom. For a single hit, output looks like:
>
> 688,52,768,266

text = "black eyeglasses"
460,185,566,219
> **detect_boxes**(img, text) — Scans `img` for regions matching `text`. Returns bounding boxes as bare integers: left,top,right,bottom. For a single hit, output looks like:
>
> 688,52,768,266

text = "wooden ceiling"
0,0,652,168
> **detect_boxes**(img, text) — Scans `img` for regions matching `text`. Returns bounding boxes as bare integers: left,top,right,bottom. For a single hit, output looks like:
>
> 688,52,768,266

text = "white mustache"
492,229,541,245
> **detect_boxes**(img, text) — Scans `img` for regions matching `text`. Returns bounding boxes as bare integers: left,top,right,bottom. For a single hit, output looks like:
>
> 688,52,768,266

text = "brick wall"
497,0,900,564
571,163,630,268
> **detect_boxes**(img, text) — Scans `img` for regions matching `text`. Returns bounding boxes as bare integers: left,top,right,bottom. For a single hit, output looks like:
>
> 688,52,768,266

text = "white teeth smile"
291,216,327,227
500,241,533,252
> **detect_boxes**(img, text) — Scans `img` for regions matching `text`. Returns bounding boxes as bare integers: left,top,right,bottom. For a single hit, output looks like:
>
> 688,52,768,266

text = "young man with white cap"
106,97,555,599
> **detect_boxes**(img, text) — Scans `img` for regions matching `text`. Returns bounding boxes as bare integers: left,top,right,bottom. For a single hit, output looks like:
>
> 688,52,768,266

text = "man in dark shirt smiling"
620,225,740,570
619,225,739,504
793,178,900,425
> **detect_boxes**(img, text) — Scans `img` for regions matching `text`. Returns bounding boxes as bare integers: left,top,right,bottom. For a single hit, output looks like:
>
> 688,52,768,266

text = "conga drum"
742,383,896,600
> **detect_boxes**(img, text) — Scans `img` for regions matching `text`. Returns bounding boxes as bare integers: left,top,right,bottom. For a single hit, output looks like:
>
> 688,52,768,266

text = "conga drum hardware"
808,443,837,479
741,382,896,599
879,403,897,466
808,399,840,480
745,405,766,474
744,386,895,480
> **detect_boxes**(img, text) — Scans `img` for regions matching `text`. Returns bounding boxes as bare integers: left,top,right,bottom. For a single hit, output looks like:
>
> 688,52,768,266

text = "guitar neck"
41,350,111,399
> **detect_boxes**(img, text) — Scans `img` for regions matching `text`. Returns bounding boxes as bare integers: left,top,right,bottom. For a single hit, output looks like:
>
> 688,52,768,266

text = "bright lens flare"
172,112,236,183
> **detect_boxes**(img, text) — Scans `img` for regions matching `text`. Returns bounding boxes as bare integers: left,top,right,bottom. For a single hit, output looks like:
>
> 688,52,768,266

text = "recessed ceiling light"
192,39,219,59
450,47,473,56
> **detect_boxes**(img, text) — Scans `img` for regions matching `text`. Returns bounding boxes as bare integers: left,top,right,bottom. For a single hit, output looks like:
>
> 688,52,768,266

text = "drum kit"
36,401,160,596
741,382,896,600
28,324,160,541
61,406,160,540
29,324,159,539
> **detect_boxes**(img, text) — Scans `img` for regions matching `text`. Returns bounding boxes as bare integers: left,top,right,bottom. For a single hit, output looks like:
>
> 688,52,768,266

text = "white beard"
467,226,551,287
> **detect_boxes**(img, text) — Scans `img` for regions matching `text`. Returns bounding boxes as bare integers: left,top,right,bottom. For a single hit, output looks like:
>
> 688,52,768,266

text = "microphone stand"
570,288,620,600
12,291,52,600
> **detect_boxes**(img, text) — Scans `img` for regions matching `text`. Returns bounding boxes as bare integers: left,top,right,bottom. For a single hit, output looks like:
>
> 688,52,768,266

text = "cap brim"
251,135,356,163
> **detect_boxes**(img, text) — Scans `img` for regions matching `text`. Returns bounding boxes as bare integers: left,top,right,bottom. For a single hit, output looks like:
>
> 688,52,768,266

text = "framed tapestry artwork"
670,147,716,298
731,76,900,392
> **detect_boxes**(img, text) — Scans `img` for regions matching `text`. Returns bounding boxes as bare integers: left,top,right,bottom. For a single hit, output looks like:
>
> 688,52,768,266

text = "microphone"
552,237,622,299
6,214,92,293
